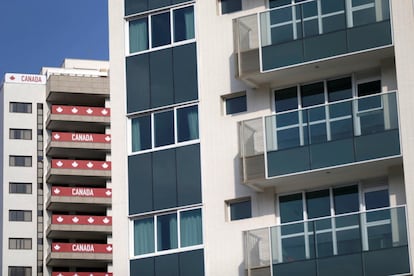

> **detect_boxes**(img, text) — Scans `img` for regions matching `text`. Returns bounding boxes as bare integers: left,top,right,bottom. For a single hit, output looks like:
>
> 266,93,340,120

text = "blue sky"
0,0,109,79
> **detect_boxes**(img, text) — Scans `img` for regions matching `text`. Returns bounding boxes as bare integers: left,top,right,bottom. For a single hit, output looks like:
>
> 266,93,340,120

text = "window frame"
9,155,32,167
8,266,32,276
226,197,252,221
9,129,32,140
9,182,32,194
9,102,32,113
129,103,200,155
130,206,203,259
8,238,32,250
9,210,32,222
126,3,196,55
222,92,247,115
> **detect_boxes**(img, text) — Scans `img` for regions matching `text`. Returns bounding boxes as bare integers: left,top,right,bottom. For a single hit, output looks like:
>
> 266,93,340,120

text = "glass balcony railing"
245,206,410,276
235,0,392,77
240,91,400,181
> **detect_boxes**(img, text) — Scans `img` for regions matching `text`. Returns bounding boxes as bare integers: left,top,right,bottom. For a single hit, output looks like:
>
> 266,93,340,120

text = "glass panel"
301,1,318,37
280,193,303,223
275,87,298,112
359,112,384,135
330,119,353,140
367,223,392,250
132,115,152,151
277,127,301,149
157,213,178,251
177,105,199,142
306,189,330,219
315,231,333,258
328,77,352,102
333,185,359,214
134,217,155,255
130,18,149,53
282,235,307,262
174,6,195,42
154,110,174,147
336,227,362,254
357,80,381,97
221,0,242,14
353,7,376,26
276,111,299,127
152,12,171,48
365,189,389,210
226,95,247,114
180,209,203,247
269,0,291,8
230,200,252,220
301,82,324,107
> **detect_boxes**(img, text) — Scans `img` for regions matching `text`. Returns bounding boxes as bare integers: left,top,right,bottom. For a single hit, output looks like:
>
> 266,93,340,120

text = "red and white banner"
51,105,110,116
51,159,111,170
52,243,113,253
52,132,111,143
51,187,112,198
5,73,46,84
52,215,112,225
52,273,112,276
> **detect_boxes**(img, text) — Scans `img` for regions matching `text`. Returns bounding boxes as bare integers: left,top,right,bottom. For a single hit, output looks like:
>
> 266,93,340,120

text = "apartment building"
1,59,113,276
109,0,414,275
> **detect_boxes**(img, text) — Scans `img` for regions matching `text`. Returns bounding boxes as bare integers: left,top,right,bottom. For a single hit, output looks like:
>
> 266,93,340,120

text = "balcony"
47,186,111,212
47,105,110,133
245,206,410,276
47,132,111,159
234,0,393,87
46,74,109,107
47,242,112,267
47,215,112,240
47,159,111,185
240,91,400,189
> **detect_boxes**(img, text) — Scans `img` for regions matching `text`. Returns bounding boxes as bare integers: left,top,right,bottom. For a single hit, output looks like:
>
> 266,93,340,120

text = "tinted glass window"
226,95,247,115
306,189,330,219
130,18,149,53
152,12,171,48
333,185,359,214
154,110,174,147
301,82,324,107
221,0,242,14
132,115,152,152
275,87,298,112
177,105,199,142
174,6,195,42
157,213,178,251
280,193,303,223
328,77,352,102
230,199,252,220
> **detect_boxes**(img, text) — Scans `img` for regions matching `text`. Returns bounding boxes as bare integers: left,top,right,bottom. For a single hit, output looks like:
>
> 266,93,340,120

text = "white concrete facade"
1,75,45,276
109,1,414,275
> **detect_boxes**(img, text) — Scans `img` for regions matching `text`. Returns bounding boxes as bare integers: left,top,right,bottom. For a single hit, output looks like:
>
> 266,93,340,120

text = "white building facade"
109,1,414,275
1,59,113,276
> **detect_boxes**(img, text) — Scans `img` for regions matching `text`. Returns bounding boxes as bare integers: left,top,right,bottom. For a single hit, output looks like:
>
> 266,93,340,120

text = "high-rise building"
1,59,113,276
109,0,414,275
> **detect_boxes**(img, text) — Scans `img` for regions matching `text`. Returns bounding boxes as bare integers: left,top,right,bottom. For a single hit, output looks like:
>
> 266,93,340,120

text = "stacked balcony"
244,206,410,276
45,71,111,274
234,0,393,87
240,91,401,190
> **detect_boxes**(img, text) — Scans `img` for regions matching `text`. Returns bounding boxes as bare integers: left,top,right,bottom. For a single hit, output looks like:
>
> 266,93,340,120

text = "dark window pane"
226,95,247,115
131,115,152,151
358,80,381,97
365,189,389,210
301,82,324,107
277,127,300,149
180,209,203,246
177,105,199,142
306,189,330,219
157,213,178,251
333,185,359,214
275,87,298,112
154,110,174,147
230,200,252,220
221,0,242,14
130,18,149,53
282,236,307,262
174,6,195,42
152,12,171,48
280,193,303,223
269,0,291,8
328,77,352,102
134,217,155,255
